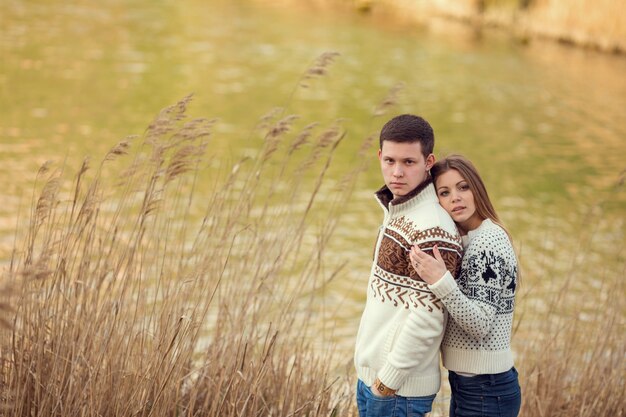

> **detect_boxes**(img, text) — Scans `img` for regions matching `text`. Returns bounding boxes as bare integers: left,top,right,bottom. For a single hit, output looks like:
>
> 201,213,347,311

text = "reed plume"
0,92,368,417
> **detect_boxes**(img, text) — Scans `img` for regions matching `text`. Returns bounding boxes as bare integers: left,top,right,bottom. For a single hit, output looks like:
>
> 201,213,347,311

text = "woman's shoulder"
468,220,514,253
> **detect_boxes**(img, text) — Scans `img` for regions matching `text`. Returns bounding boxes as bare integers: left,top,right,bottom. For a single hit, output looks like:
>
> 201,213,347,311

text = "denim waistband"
449,367,518,386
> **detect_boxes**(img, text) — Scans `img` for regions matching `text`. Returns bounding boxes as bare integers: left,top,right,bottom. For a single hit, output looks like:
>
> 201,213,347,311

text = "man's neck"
377,177,433,208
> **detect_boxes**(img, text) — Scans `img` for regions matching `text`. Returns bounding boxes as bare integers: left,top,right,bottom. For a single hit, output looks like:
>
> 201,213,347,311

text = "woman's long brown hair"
431,154,520,279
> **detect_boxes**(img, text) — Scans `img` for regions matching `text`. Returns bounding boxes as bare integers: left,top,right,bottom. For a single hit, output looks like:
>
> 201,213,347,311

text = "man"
354,114,463,417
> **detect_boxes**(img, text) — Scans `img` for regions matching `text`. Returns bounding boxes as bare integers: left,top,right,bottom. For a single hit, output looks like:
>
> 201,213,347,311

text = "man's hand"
372,378,396,397
410,245,448,285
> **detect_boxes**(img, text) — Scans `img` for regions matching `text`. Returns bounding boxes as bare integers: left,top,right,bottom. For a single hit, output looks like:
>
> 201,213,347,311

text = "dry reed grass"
513,212,625,417
1,52,623,416
0,46,410,415
0,49,382,415
517,294,624,416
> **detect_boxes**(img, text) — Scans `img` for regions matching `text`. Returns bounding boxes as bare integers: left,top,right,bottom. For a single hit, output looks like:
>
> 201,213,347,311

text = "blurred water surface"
1,0,625,358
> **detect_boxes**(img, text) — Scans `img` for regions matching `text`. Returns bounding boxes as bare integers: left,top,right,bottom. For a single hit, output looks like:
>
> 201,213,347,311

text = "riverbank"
256,0,626,55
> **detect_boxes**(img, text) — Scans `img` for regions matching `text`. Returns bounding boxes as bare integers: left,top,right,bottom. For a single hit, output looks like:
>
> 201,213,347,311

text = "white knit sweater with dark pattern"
429,219,518,374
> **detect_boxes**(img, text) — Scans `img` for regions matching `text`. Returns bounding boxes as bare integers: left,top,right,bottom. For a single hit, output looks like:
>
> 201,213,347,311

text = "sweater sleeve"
429,231,514,341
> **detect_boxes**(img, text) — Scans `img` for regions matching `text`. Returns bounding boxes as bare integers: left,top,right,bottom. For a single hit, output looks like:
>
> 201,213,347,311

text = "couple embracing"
354,114,521,417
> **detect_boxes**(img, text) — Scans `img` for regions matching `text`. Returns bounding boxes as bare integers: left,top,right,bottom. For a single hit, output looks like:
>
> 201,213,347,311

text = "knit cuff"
377,362,410,390
428,271,457,299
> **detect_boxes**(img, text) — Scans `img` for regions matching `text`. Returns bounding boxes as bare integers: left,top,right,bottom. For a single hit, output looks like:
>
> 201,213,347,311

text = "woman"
409,155,521,417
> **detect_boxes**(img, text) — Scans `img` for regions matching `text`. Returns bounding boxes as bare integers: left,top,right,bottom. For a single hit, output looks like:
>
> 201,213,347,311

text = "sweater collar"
466,218,493,242
375,177,436,213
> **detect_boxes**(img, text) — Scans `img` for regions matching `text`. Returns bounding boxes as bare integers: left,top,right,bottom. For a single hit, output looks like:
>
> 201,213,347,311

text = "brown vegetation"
255,0,626,54
0,57,623,416
0,82,374,415
514,266,625,416
428,0,626,54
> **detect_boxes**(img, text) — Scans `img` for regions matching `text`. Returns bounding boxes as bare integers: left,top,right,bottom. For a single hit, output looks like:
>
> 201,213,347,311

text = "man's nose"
393,166,403,177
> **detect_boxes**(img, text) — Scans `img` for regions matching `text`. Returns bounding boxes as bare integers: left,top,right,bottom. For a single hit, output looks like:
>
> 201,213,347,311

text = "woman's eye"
460,184,469,191
439,191,449,197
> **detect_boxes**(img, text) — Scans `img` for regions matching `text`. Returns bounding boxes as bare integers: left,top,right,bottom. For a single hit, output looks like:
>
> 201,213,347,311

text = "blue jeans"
448,367,521,417
356,379,436,417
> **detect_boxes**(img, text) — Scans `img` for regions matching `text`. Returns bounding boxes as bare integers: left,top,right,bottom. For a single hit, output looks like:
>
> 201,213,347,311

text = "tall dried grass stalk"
513,199,625,417
516,280,624,416
299,52,341,89
0,93,365,416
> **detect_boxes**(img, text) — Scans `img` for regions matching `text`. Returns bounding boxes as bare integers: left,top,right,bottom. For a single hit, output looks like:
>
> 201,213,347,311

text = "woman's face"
435,169,483,233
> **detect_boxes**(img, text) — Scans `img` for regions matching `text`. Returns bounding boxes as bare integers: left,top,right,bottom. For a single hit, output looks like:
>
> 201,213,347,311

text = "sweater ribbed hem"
442,346,513,374
356,366,441,397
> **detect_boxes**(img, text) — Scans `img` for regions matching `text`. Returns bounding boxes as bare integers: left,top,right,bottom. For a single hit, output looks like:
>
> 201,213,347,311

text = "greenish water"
1,0,625,356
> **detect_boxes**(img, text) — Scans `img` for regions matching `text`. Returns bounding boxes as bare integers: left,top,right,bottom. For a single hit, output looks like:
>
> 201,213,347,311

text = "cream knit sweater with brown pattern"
354,178,463,397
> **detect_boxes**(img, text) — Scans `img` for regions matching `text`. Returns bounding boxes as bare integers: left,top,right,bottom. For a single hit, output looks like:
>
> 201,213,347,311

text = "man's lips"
390,182,405,187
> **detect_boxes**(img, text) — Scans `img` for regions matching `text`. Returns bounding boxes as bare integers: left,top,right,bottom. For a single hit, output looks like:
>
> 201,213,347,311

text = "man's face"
378,140,434,199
